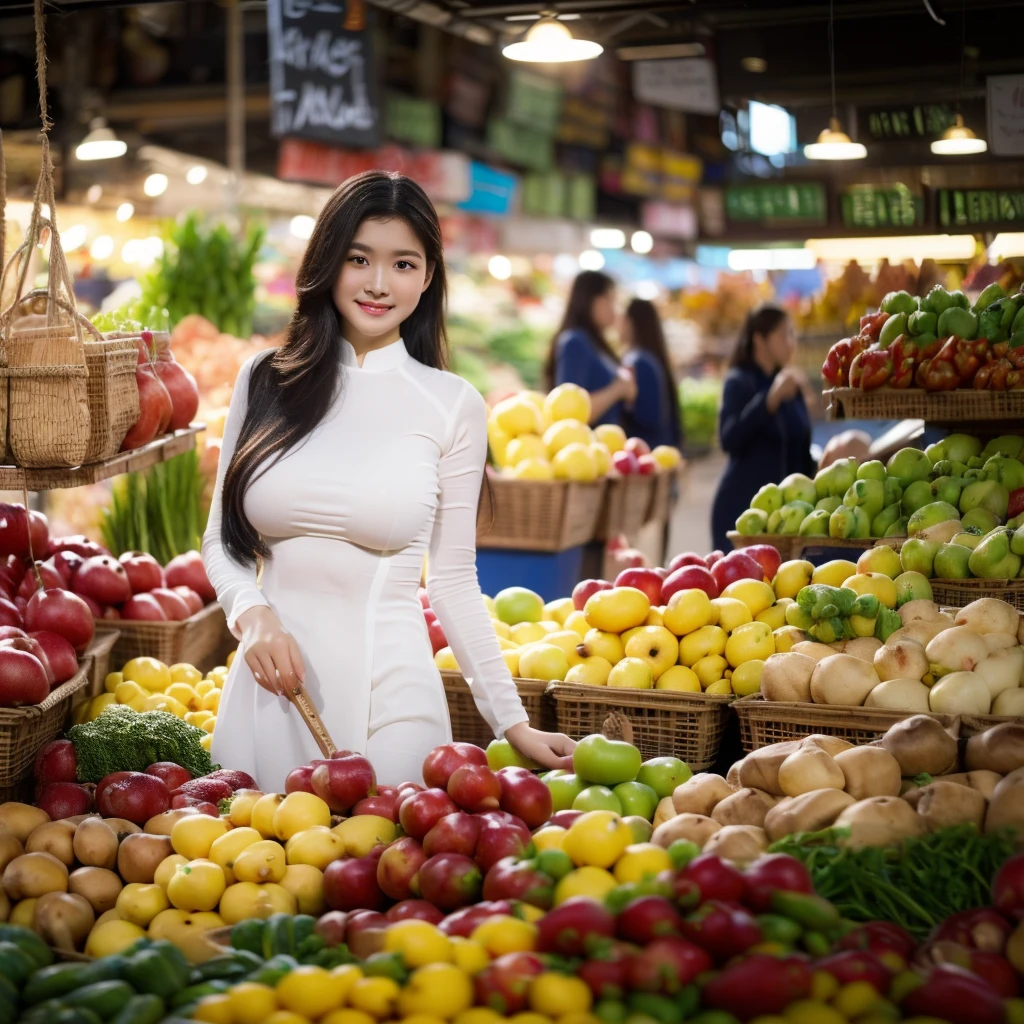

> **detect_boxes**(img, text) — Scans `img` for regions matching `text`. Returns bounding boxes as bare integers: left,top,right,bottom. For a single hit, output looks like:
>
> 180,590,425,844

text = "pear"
954,597,1020,636
874,639,928,682
777,746,845,797
810,653,880,706
926,626,990,676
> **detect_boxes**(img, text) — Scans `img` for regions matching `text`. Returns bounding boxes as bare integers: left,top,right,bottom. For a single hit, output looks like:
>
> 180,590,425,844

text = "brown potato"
672,774,733,817
965,723,1024,776
68,867,122,915
763,789,856,843
25,822,77,867
985,767,1024,838
915,781,987,832
778,747,845,797
737,740,802,796
876,715,959,776
710,788,777,829
651,813,721,850
0,804,49,844
834,747,902,801
33,891,94,952
73,819,118,871
2,851,69,900
833,796,926,849
701,825,768,866
801,735,854,757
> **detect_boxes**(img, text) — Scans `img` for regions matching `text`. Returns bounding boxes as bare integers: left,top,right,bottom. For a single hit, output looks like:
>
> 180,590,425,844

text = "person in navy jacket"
544,271,636,425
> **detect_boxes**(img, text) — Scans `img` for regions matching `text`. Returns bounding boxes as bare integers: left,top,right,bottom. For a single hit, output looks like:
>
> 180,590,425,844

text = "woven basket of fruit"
441,672,555,747
597,475,656,539
727,532,901,562
93,602,229,673
825,387,1024,424
548,683,732,770
82,630,120,700
927,577,1024,612
648,464,686,525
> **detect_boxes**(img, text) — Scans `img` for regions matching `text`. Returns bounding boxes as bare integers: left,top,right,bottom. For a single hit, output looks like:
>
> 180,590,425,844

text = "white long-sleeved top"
202,338,528,788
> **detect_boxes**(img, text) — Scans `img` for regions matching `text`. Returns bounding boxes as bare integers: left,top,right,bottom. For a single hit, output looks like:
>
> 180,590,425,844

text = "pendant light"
804,0,866,160
931,0,987,155
75,118,127,161
503,14,603,63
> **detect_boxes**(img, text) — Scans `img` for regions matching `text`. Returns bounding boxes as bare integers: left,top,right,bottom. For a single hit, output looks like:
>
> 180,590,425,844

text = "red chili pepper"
859,311,889,340
1010,369,1024,390
975,358,1012,390
849,350,866,389
992,340,1009,359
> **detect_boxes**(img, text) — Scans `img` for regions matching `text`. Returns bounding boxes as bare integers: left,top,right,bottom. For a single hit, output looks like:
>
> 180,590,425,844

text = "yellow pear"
565,656,613,686
552,443,598,482
584,587,651,633
544,382,591,426
505,434,547,468
544,419,592,456
579,628,625,664
656,665,701,692
623,626,679,680
663,589,712,637
594,423,627,453
564,611,590,638
543,630,585,668
518,644,569,682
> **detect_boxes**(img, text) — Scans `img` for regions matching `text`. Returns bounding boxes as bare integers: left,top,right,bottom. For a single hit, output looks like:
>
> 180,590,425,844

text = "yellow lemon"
233,840,288,884
332,815,398,858
84,919,146,958
434,647,460,672
720,579,775,617
456,1011,506,1024
159,696,189,719
709,597,753,633
731,659,765,697
153,854,188,889
218,881,297,924
208,666,229,686
725,621,775,668
612,843,672,883
88,693,117,720
209,827,262,885
510,622,548,646
565,657,612,686
398,963,474,1020
542,630,585,668
506,434,548,468
114,680,145,705
655,665,700,692
104,671,123,693
532,826,566,852
273,791,332,840
228,790,266,829
563,811,633,869
502,649,521,675
679,625,727,667
171,814,230,861
384,919,454,967
841,571,898,610
286,826,346,870
470,915,538,956
552,443,598,483
277,964,349,1018
811,559,858,589
646,606,664,627
511,459,554,481
529,974,593,1016
544,383,591,426
519,644,570,683
544,419,593,457
493,620,512,640
122,657,172,692
228,982,279,1024
264,1013,312,1024
349,976,400,1019
226,649,237,668
520,389,547,412
492,396,544,438
692,654,729,689
705,679,733,695
195,680,217,698
250,793,286,838
563,611,590,638
590,443,612,477
281,863,326,915
166,682,201,711
662,589,712,637
166,859,227,913
450,936,489,975
116,882,169,927
772,625,805,653
184,711,213,730
329,964,364,1004
593,423,626,453
784,1000,845,1024
200,733,213,752
323,1013,377,1024
192,995,234,1023
554,866,617,904
584,588,650,634
170,663,203,685
651,445,682,469
755,604,788,631
201,689,221,714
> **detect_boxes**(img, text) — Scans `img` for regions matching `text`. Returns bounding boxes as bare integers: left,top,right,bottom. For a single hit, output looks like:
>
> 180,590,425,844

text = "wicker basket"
83,334,140,463
648,466,685,524
733,693,957,752
0,659,91,787
727,532,904,562
93,602,231,673
548,683,733,769
928,578,1024,613
960,714,1023,735
83,630,121,700
441,671,555,747
825,386,1024,424
597,475,656,539
477,476,606,551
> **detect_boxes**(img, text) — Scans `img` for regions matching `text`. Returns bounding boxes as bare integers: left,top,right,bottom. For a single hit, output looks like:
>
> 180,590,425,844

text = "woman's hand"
615,366,638,404
236,606,306,696
766,367,805,413
819,429,872,469
505,722,575,771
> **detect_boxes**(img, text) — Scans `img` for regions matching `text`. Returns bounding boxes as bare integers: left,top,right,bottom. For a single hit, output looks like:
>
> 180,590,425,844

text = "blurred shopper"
620,298,683,451
544,270,636,426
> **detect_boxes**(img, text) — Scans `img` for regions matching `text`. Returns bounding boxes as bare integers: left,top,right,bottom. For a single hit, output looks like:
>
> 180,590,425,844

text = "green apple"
799,509,830,536
981,434,1024,460
933,542,972,579
666,839,702,869
636,756,692,799
776,501,814,535
893,571,933,606
829,504,869,539
871,503,902,537
845,478,885,522
780,473,818,506
961,507,1001,535
907,500,960,536
931,476,964,507
750,483,783,515
983,455,1024,492
535,848,573,881
887,447,932,487
881,290,918,316
1012,524,1024,557
612,781,659,820
901,480,934,516
959,480,1009,520
968,529,1022,580
855,460,887,482
815,495,842,514
573,734,642,787
486,738,541,771
899,538,939,576
493,586,544,625
622,815,654,843
572,785,623,814
942,433,983,464
545,772,587,812
736,508,769,536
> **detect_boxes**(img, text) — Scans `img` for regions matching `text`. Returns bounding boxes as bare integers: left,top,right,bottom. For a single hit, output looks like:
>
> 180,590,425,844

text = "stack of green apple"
542,734,693,823
735,432,1024,543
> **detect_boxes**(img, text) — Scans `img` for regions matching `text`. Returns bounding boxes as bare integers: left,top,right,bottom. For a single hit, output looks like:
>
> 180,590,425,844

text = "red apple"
474,952,545,1014
667,552,709,574
149,588,192,621
418,853,483,911
118,551,164,594
477,810,531,832
0,503,31,559
311,755,377,814
385,899,444,925
324,847,388,911
612,450,640,476
395,782,425,810
37,782,93,820
352,794,399,821
423,811,482,859
399,788,459,839
742,543,782,580
78,595,102,618
173,586,204,615
0,598,22,630
0,627,25,642
164,551,215,603
710,551,764,593
0,636,53,685
28,511,49,560
549,809,584,829
496,767,553,830
537,897,617,956
48,535,109,560
19,562,65,600
617,895,684,944
0,643,50,706
73,556,132,607
315,910,350,947
422,742,489,790
627,936,713,994
705,550,725,566
376,836,426,900
481,856,554,908
119,594,168,622
146,762,192,791
474,821,530,874
97,772,170,825
424,609,447,656
614,568,664,606
29,631,77,684
625,437,651,457
661,565,719,604
579,942,634,1000
285,765,317,795
34,738,78,787
637,454,657,476
572,579,612,612
612,547,647,569
447,764,501,813
438,899,515,938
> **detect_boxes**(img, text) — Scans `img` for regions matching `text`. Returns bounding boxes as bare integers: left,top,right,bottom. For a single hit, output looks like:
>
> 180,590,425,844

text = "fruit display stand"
82,630,121,700
727,531,903,563
441,671,555,747
732,693,957,752
596,475,656,540
548,682,733,769
825,387,1024,428
927,576,1024,613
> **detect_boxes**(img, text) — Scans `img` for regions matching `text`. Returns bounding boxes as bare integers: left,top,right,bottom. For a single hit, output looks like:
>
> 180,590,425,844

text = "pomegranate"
154,358,200,431
48,551,84,586
48,536,109,559
0,636,54,685
164,551,215,603
118,551,164,594
0,597,23,630
28,510,49,558
120,594,167,621
0,645,50,706
0,503,31,559
101,606,121,620
0,627,26,642
25,588,95,654
37,782,93,819
34,739,78,786
73,556,132,607
97,772,170,824
78,594,103,617
18,562,65,600
150,588,191,621
30,631,79,684
122,364,172,451
173,586,203,615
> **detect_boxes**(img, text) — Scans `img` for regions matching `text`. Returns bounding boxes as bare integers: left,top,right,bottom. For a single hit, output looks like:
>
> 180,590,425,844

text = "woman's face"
333,216,433,345
591,289,617,331
758,316,796,370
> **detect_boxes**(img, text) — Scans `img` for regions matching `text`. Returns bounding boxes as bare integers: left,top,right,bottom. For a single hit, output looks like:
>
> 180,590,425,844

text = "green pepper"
850,593,880,619
808,617,845,645
874,606,903,642
756,914,803,945
770,890,841,931
973,281,1005,313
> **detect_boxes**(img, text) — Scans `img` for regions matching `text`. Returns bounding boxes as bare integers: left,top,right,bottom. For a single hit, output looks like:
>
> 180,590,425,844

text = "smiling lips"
357,300,393,317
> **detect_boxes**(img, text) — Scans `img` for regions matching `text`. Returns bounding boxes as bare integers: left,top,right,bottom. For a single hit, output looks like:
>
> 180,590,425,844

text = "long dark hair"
729,303,788,370
221,170,448,564
623,298,683,447
543,270,617,389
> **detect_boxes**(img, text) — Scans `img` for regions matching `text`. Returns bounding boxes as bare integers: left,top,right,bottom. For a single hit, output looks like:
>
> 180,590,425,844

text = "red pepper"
859,311,889,340
953,337,991,382
974,359,1011,390
858,347,894,390
1009,369,1024,390
849,350,865,389
889,337,916,388
921,338,962,391
992,340,1009,359
821,339,851,387
1008,342,1024,370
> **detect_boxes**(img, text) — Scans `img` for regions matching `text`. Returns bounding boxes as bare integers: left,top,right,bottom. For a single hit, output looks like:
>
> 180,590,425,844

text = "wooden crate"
733,693,957,752
824,387,1024,425
477,477,606,552
928,578,1024,613
548,683,733,770
441,671,555,747
94,602,231,673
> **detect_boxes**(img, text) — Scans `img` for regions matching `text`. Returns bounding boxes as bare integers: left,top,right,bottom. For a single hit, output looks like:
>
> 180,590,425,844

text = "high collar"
340,337,409,372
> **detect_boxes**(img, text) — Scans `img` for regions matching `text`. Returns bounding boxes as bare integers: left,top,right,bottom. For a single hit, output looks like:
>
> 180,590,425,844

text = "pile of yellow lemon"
73,651,238,752
487,383,681,483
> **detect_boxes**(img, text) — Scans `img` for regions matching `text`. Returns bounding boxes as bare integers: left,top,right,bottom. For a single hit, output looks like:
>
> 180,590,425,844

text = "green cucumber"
21,958,127,1007
0,940,36,986
169,980,231,1010
0,925,54,970
110,994,166,1024
63,979,134,1019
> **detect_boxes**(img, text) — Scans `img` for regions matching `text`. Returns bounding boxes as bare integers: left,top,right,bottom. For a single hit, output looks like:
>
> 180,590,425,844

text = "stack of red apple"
611,436,661,478
121,330,200,452
287,742,553,918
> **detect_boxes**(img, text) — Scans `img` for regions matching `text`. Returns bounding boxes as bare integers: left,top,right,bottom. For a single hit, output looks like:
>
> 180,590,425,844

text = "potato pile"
760,596,1024,717
649,718,1024,862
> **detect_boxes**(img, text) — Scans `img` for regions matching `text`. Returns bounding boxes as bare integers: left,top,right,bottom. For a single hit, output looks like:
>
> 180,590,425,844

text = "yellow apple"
772,625,805,653
709,597,753,634
731,659,765,697
693,654,729,689
594,423,627,453
493,620,511,639
565,656,613,686
841,572,898,610
518,644,570,682
810,559,858,589
544,419,593,456
771,559,815,600
663,589,712,637
506,434,548,467
552,443,598,482
755,604,787,631
679,625,728,667
608,657,654,688
544,630,585,668
564,611,590,638
645,606,664,627
492,396,543,437
655,665,701,692
579,628,624,664
510,622,548,646
720,579,775,617
651,445,682,469
512,458,554,481
584,587,651,633
724,621,775,668
624,625,680,680
705,679,733,696
544,597,576,625
502,649,521,675
520,389,547,412
434,647,459,671
543,382,591,426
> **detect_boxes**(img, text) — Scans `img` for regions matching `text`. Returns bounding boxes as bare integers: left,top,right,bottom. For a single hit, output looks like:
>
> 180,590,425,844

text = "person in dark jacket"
620,298,683,451
544,270,636,426
711,304,816,552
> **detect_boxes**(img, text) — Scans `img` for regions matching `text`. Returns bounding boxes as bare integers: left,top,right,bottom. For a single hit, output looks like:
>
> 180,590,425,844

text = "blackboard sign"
725,183,827,225
938,188,1024,228
841,184,924,229
268,0,380,148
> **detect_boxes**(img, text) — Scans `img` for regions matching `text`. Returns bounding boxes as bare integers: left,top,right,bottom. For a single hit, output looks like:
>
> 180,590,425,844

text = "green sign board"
522,172,596,220
938,189,1024,228
506,70,563,135
863,104,956,140
725,183,827,225
385,94,442,148
841,184,924,229
487,118,554,172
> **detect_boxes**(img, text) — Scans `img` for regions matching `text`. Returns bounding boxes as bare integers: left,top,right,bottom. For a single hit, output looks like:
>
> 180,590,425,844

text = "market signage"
861,103,956,140
386,94,442,149
840,184,924,230
988,75,1024,156
457,162,519,217
724,183,827,225
937,188,1024,228
522,172,596,220
632,58,720,115
267,0,380,148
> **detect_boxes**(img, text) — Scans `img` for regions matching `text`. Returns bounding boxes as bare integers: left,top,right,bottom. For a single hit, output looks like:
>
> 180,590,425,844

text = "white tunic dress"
202,339,528,789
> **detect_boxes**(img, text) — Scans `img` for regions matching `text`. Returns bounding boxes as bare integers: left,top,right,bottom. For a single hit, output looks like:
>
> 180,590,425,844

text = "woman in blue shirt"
620,298,683,451
544,271,636,425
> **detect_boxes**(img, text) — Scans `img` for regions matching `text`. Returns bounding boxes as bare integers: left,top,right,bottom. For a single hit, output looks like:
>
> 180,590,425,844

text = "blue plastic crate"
476,545,585,604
